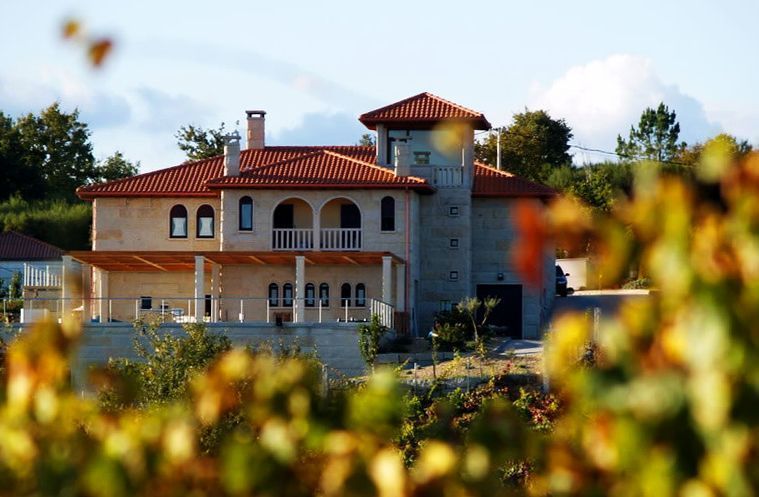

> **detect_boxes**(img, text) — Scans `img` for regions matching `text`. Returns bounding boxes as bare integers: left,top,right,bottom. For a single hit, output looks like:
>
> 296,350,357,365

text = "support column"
81,264,92,323
294,255,305,323
61,255,75,317
382,256,393,305
211,263,221,322
395,263,406,311
194,256,205,322
313,209,321,251
97,269,110,323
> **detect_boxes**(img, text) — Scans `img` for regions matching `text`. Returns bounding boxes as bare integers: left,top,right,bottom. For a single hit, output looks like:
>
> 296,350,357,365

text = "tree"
14,103,96,202
93,151,139,183
474,109,573,182
357,133,376,147
0,112,45,201
616,102,686,162
175,122,229,161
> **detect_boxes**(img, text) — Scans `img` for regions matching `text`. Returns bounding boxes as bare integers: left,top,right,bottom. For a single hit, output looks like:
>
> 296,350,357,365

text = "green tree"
616,102,686,162
474,109,573,182
93,150,139,183
569,167,615,212
175,122,229,161
0,112,45,201
357,133,376,147
14,103,96,201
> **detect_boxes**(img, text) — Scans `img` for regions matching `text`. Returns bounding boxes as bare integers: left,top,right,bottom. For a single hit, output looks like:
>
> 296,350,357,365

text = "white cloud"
529,54,721,162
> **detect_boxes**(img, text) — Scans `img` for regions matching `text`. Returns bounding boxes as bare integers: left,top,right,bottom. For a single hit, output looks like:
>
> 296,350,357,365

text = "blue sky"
2,0,758,171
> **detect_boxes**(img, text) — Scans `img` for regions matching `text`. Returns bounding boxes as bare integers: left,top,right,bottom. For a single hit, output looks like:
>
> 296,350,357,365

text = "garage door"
476,284,522,338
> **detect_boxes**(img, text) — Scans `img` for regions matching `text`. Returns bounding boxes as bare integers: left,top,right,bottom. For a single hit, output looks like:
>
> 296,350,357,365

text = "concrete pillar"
396,263,406,311
194,256,205,322
313,208,321,251
211,263,221,322
294,255,305,322
61,255,75,317
97,269,110,323
376,124,387,165
81,264,91,323
462,128,474,189
382,256,393,305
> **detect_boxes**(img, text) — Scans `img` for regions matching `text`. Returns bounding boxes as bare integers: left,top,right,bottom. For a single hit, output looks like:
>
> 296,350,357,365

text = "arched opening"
319,283,330,307
305,283,315,307
355,283,366,307
268,283,279,307
340,283,351,307
272,198,314,249
196,204,215,238
169,205,188,238
319,198,361,250
282,283,294,307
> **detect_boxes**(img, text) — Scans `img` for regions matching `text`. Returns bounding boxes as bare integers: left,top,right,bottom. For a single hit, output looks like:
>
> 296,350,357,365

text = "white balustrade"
320,228,362,251
23,263,63,287
272,228,314,250
369,298,395,329
433,166,464,187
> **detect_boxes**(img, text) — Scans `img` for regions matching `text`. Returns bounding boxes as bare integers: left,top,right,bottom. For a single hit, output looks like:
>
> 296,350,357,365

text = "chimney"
223,131,241,176
394,141,411,176
245,110,266,149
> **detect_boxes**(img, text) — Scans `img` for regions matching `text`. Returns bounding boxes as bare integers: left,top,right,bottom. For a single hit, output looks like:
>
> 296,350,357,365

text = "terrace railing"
320,228,362,251
272,229,314,250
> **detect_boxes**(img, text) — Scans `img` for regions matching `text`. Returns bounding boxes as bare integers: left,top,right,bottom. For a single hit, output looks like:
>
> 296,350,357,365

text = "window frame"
282,283,294,307
319,283,330,307
268,283,279,307
355,283,366,307
305,283,315,307
380,196,396,232
169,205,188,239
239,196,253,231
196,204,215,239
140,296,152,310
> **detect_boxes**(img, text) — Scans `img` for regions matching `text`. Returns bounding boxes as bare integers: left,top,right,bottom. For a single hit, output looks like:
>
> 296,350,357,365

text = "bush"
357,313,387,371
622,277,652,289
0,195,91,250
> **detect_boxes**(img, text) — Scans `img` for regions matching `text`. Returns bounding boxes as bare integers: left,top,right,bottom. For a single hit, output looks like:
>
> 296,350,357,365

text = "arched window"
169,205,188,238
381,196,395,232
319,283,330,307
305,283,315,307
355,283,366,307
196,205,215,238
239,196,253,231
340,283,351,307
283,283,294,307
268,283,279,307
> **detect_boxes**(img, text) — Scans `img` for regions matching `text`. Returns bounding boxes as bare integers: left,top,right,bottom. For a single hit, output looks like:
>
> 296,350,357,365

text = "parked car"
556,265,569,297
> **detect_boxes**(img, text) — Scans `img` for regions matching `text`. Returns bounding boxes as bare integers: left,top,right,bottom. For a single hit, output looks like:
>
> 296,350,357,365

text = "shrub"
357,313,387,371
622,277,652,289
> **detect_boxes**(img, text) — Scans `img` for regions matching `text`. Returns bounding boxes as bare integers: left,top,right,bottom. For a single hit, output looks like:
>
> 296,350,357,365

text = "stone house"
69,93,555,338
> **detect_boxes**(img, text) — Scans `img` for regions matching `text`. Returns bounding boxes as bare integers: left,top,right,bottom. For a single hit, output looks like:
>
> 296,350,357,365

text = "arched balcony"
319,198,362,251
272,198,314,250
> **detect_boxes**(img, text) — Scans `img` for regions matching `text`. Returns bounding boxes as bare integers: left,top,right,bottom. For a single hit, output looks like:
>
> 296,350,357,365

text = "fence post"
266,299,270,323
344,300,348,322
319,299,322,323
135,299,139,321
108,299,112,323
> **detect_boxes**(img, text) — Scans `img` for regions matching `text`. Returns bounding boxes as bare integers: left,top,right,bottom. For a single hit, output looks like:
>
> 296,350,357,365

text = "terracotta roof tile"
207,150,430,190
77,146,375,199
472,162,557,198
0,231,65,261
359,92,491,130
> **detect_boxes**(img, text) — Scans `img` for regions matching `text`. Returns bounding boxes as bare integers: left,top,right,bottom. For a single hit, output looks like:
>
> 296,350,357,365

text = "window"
319,283,330,307
239,196,253,231
355,283,366,307
449,238,459,248
340,283,351,307
140,296,152,310
196,205,215,238
413,151,431,165
439,300,452,312
169,205,188,238
305,283,315,307
449,271,459,281
448,206,459,217
268,283,279,307
381,196,395,232
282,283,293,307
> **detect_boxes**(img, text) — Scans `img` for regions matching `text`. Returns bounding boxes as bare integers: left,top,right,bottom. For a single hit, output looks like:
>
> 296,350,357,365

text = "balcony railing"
272,228,314,250
272,228,362,251
433,166,464,187
23,263,62,287
320,228,362,251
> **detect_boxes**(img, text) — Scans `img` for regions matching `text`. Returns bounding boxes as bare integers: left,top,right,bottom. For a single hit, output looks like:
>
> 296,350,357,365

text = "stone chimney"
223,131,241,176
245,110,266,149
394,141,411,176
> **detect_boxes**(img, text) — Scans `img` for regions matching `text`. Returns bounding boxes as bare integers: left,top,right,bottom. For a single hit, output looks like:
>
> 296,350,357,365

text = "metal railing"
9,296,393,327
272,229,314,250
433,166,464,187
320,228,362,251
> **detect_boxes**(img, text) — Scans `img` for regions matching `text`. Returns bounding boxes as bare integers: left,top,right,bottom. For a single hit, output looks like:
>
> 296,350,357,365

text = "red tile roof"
359,92,491,130
472,162,557,198
77,146,375,199
0,231,65,261
207,150,431,190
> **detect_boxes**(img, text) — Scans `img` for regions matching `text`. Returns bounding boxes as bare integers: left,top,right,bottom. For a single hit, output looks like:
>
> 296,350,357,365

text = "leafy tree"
569,167,615,212
175,122,229,161
0,112,45,201
357,133,376,147
616,102,686,162
475,109,573,182
8,272,21,300
14,103,96,202
93,150,139,183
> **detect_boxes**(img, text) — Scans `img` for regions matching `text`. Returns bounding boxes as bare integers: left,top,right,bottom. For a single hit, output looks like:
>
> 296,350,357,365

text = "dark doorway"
205,294,212,317
476,284,522,338
340,204,361,228
273,204,294,229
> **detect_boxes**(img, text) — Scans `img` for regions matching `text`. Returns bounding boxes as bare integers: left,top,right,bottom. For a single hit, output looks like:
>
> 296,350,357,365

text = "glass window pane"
240,203,253,230
199,217,213,237
171,217,187,237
